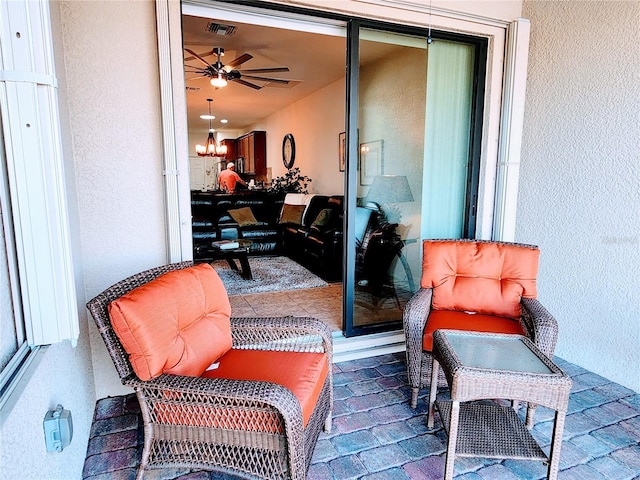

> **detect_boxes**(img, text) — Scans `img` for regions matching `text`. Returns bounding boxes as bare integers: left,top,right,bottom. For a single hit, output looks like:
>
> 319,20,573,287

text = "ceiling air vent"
206,22,237,36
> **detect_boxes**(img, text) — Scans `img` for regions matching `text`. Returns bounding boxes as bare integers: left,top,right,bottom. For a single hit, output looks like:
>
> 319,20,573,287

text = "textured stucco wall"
519,1,640,391
59,0,169,400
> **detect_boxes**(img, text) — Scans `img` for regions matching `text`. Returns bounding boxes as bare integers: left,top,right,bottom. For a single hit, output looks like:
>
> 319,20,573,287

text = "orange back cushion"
109,263,232,381
420,240,539,319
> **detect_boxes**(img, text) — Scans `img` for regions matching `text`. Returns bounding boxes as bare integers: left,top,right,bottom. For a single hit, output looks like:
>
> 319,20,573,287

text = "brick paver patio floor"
83,353,640,479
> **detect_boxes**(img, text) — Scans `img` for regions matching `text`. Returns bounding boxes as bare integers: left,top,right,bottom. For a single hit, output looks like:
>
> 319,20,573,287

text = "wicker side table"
428,330,572,480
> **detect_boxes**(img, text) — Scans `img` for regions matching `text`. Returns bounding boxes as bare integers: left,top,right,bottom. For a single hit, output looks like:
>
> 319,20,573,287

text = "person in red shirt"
218,162,247,192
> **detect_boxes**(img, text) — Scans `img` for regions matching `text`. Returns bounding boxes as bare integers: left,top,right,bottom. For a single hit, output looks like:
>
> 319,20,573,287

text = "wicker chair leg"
324,415,332,433
411,387,420,408
136,391,153,480
526,403,538,428
411,387,419,409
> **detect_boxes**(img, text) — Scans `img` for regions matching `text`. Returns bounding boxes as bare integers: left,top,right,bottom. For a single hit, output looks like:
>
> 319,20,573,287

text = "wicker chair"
87,261,332,480
403,240,558,423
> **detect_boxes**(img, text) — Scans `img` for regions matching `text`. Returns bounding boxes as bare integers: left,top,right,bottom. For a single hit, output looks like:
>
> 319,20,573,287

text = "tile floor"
228,284,344,332
228,282,413,333
83,352,640,480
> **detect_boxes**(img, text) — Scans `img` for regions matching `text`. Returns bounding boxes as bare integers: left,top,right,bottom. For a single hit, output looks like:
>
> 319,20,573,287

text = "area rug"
211,256,328,295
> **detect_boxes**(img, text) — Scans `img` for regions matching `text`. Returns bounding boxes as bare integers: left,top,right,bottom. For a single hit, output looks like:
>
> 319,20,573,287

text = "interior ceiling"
182,14,347,136
182,14,401,138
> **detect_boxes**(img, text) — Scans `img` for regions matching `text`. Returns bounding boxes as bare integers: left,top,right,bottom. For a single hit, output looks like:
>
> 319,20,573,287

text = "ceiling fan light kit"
210,72,227,88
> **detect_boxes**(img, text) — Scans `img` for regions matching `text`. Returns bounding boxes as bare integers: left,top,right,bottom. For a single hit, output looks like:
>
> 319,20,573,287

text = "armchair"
87,261,332,480
403,240,558,416
356,222,402,308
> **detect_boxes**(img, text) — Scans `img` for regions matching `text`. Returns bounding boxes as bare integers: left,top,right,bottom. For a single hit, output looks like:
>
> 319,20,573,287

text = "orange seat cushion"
108,263,231,381
154,349,328,431
203,349,328,428
422,310,526,351
421,240,539,319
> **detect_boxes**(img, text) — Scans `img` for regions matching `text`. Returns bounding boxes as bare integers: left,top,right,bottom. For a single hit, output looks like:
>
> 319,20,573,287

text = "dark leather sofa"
191,191,345,279
191,191,394,282
191,191,284,258
281,195,344,280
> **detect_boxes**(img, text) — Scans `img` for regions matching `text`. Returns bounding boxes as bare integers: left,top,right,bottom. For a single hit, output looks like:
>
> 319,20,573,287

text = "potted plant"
268,167,312,195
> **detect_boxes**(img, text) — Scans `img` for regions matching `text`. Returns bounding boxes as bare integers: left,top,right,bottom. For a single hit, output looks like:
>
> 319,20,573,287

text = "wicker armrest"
129,374,302,426
230,316,333,355
403,288,433,387
521,297,558,358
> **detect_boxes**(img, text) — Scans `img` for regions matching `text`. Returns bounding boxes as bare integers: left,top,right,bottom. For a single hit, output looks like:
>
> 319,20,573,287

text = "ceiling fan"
184,47,291,90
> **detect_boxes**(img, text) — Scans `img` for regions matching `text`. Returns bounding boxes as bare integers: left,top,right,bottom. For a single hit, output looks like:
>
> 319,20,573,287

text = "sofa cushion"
422,310,526,351
108,263,232,381
302,195,329,226
228,207,259,227
279,203,305,224
311,208,333,232
421,240,539,319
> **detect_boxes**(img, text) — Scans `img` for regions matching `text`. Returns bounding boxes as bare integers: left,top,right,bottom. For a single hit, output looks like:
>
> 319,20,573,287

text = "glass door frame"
342,19,488,337
164,1,523,338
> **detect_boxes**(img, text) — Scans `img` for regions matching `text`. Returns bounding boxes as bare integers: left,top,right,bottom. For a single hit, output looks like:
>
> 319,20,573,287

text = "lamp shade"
365,175,414,205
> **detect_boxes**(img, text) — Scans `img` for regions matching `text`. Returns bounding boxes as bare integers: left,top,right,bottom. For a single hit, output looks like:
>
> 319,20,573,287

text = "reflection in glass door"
346,26,482,335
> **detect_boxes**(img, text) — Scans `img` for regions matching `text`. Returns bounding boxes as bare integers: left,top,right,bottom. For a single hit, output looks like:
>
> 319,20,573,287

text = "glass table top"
444,331,553,374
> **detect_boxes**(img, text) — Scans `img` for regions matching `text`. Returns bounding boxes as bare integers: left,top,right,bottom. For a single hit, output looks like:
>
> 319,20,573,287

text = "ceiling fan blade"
184,66,208,73
183,49,215,63
241,75,290,84
227,53,253,69
184,48,213,68
232,78,262,90
239,67,290,74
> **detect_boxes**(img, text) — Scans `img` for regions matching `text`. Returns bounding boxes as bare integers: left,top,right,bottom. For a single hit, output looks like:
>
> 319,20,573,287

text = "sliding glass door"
178,1,487,338
343,22,485,336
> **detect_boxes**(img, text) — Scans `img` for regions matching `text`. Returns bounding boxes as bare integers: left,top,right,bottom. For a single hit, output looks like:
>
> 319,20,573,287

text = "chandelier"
195,98,219,157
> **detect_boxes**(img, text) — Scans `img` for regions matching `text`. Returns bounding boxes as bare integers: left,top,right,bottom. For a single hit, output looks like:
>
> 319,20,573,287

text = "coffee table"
428,330,572,480
210,239,253,280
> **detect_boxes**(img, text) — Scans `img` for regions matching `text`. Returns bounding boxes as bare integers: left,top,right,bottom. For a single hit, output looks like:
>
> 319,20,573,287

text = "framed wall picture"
359,140,383,185
338,132,346,172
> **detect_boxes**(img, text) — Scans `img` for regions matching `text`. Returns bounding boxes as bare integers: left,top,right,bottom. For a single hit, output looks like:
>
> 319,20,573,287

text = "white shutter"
0,0,79,346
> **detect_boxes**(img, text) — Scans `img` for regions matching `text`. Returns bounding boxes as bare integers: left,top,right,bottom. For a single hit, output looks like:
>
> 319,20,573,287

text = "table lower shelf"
437,400,547,461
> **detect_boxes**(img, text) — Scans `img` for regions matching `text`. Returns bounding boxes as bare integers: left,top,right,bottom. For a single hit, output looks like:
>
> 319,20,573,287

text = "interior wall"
252,79,346,195
518,0,639,391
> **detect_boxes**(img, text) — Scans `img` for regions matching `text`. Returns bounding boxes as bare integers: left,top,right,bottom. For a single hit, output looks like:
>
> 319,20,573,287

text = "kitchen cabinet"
219,138,236,161
236,131,266,180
